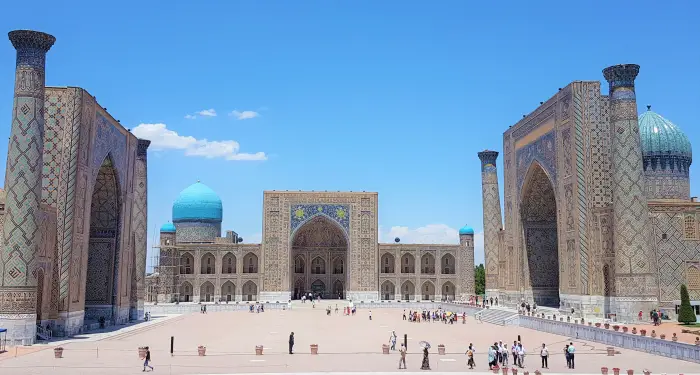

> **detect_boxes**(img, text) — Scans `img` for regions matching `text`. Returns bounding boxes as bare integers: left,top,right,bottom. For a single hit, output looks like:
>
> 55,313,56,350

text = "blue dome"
639,109,692,161
160,222,176,233
172,181,223,223
459,225,474,235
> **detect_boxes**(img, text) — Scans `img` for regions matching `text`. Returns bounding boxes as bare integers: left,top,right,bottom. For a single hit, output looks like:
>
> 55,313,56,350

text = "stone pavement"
0,304,699,374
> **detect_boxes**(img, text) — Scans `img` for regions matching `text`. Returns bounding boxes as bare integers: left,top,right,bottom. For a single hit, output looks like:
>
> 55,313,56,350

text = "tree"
475,264,485,296
678,284,697,324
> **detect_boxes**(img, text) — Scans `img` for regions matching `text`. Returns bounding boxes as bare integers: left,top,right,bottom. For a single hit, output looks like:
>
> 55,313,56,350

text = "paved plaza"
1,304,699,374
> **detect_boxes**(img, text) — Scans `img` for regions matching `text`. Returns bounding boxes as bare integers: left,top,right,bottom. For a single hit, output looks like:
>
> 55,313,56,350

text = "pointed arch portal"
85,155,122,322
520,162,560,307
290,215,348,299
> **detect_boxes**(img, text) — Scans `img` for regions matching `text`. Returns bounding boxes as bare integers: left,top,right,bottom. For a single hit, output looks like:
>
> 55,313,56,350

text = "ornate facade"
482,63,699,322
0,30,149,345
149,188,475,304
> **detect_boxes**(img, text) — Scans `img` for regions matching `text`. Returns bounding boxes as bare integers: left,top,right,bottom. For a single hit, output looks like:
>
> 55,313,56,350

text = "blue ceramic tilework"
516,130,557,191
290,204,350,234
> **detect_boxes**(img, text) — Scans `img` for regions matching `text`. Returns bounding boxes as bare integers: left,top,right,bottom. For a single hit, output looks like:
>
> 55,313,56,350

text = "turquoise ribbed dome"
172,181,223,223
459,225,474,235
639,109,692,161
160,222,176,233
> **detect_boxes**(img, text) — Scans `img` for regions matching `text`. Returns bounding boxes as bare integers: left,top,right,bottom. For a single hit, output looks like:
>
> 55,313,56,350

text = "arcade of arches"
520,163,560,307
291,216,347,299
174,250,260,302
378,246,461,302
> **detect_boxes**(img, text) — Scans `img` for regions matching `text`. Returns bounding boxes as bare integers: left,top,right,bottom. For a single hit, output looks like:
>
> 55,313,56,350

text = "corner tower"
603,64,658,319
0,30,55,345
459,225,476,299
478,150,503,299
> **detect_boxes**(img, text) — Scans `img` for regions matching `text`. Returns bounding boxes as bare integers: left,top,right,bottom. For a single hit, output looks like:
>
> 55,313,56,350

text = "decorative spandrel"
290,204,350,235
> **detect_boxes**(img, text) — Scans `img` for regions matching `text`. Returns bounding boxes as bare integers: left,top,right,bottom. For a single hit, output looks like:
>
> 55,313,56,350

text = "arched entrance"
290,215,348,299
85,156,122,322
520,162,560,307
401,280,415,301
200,281,214,302
381,281,395,300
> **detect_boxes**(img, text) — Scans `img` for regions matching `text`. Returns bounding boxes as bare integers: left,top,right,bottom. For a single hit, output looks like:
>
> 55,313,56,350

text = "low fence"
145,300,483,316
519,315,700,363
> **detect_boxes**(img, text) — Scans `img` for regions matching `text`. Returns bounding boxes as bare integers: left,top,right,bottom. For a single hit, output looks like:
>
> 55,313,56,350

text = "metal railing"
36,324,52,341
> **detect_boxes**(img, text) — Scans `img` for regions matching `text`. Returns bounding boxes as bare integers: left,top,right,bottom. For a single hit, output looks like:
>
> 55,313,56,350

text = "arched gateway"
478,64,698,321
290,215,348,299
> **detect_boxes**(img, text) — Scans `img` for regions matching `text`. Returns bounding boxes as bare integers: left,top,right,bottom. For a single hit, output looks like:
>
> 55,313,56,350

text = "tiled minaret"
130,139,150,320
603,64,658,320
0,30,55,345
459,226,476,299
478,150,502,299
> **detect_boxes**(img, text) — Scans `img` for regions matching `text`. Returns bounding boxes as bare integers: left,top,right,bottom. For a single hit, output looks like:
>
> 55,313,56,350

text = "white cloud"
184,114,197,120
132,123,267,161
379,224,485,266
379,224,459,244
197,109,217,117
229,110,259,120
244,232,262,244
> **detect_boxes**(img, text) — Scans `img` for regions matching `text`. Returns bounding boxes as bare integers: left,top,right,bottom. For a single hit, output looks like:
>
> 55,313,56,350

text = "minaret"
603,64,658,320
459,225,476,299
131,139,150,320
478,150,503,299
0,30,55,345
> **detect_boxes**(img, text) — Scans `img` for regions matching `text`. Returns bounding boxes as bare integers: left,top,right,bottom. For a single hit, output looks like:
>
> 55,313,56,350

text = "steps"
477,308,519,326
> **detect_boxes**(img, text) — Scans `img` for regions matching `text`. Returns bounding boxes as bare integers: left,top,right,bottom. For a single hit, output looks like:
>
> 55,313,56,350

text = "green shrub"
678,284,697,325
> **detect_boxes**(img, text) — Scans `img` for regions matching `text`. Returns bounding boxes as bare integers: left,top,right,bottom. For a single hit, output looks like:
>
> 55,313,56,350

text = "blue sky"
0,1,698,271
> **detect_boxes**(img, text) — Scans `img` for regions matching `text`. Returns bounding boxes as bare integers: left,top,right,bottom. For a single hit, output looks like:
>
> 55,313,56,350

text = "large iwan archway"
520,162,560,307
290,215,347,299
85,156,122,321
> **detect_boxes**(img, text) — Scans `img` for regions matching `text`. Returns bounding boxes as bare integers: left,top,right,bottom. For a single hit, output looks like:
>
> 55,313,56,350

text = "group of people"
486,341,526,369
402,309,464,324
641,309,664,325
248,303,265,313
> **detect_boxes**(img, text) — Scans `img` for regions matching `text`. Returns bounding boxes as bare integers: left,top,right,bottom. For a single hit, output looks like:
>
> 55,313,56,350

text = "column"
0,30,55,346
603,64,658,320
477,150,503,299
131,139,149,319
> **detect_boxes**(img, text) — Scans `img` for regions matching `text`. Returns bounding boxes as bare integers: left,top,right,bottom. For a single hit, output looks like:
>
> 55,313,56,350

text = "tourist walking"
466,344,476,369
511,341,519,367
421,346,431,370
369,310,372,320
500,341,509,366
567,342,575,369
399,343,407,369
488,344,497,370
390,331,397,350
289,332,295,354
540,343,549,368
517,342,525,368
142,346,154,372
564,344,570,368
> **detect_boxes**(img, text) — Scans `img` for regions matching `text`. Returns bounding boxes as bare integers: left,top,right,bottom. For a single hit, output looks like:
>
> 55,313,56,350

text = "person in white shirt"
500,341,509,366
540,343,549,368
517,343,525,367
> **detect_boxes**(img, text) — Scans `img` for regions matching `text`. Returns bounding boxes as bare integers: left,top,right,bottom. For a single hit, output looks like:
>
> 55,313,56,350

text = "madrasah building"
147,187,476,303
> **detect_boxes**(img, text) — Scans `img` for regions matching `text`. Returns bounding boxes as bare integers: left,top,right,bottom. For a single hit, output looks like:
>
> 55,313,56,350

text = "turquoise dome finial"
172,181,223,223
639,108,692,166
459,225,474,235
160,222,176,233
